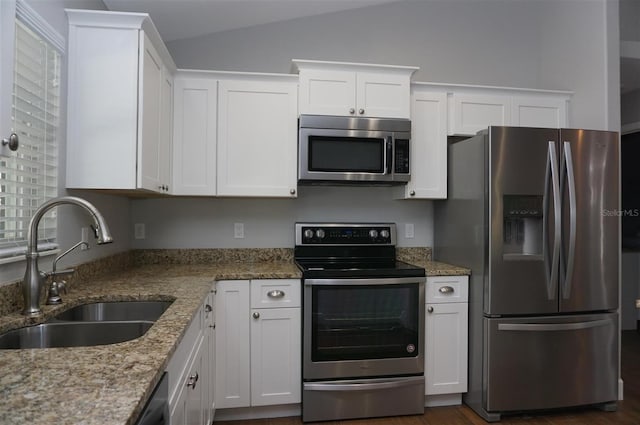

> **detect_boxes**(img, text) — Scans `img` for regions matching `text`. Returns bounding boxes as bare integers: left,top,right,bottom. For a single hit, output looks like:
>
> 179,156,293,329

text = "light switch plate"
134,223,146,240
234,223,244,239
405,223,415,239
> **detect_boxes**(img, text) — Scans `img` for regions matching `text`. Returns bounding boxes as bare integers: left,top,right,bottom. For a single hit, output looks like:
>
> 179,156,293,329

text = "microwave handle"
384,137,392,175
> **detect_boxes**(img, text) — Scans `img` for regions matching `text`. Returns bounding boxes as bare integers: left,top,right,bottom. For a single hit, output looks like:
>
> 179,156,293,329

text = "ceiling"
103,0,639,95
102,0,405,42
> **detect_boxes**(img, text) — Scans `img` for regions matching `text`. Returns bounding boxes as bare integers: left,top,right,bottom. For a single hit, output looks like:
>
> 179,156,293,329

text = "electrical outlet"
81,227,90,250
234,223,244,239
405,223,415,239
134,223,146,240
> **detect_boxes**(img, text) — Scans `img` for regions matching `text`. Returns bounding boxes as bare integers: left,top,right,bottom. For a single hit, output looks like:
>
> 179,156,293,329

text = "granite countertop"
0,261,301,425
0,254,468,425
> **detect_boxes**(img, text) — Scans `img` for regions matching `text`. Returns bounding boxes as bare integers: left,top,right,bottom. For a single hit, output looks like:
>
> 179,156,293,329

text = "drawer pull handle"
253,312,260,319
205,304,212,313
267,290,285,298
427,306,434,313
438,286,454,294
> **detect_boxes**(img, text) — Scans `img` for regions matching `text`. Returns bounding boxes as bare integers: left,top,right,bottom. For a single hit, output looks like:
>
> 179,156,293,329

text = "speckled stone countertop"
0,261,300,425
0,248,468,425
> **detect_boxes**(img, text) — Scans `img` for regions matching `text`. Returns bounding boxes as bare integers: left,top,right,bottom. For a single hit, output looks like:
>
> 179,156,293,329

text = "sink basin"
0,321,153,349
52,300,173,322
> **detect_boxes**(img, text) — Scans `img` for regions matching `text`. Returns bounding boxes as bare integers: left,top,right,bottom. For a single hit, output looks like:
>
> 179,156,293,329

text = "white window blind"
0,10,62,259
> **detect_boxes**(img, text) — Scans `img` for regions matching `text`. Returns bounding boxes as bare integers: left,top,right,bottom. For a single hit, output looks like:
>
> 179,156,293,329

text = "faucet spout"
22,196,113,316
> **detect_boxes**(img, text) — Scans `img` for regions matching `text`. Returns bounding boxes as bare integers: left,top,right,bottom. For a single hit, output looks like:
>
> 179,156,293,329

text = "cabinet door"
402,89,447,199
159,68,173,193
356,72,410,119
169,382,187,425
215,280,250,408
425,302,468,395
298,69,356,116
450,93,510,136
511,95,568,128
138,33,164,192
250,307,301,406
172,77,218,195
217,80,298,197
185,339,205,425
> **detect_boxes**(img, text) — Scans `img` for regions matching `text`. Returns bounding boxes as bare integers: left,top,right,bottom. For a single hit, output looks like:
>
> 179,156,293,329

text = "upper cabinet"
172,71,298,198
293,60,418,119
397,83,572,200
66,9,176,193
447,85,570,136
217,76,298,197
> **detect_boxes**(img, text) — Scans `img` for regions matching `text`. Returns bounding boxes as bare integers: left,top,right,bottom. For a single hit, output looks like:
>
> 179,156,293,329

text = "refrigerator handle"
562,142,577,299
498,319,611,332
543,141,561,300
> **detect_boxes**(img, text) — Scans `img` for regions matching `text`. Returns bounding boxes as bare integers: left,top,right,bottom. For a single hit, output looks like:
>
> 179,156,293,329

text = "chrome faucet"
23,196,113,316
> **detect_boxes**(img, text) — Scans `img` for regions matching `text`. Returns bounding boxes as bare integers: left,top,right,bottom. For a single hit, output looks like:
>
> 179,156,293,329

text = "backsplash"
0,247,431,315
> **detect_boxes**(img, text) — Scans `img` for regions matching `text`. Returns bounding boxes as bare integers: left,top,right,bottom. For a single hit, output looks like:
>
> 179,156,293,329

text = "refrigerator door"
488,127,560,315
559,129,619,313
485,313,618,412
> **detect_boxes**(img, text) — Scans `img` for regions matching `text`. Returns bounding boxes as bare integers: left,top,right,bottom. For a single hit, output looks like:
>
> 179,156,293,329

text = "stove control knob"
304,229,314,240
316,229,325,239
380,229,390,239
369,229,379,239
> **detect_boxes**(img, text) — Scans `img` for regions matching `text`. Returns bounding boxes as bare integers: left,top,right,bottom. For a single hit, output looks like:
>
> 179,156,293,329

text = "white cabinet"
511,94,569,128
293,60,417,119
425,275,469,406
167,296,210,424
397,87,448,199
447,87,571,136
66,10,175,193
204,286,216,424
172,75,218,195
215,279,301,410
215,280,251,408
217,78,298,197
449,92,510,136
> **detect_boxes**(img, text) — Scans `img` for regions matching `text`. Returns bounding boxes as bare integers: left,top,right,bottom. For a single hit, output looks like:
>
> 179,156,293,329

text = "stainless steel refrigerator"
434,126,619,422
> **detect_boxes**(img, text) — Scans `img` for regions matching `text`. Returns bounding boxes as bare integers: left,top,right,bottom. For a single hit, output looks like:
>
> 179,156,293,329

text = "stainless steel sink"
52,300,173,322
0,321,154,349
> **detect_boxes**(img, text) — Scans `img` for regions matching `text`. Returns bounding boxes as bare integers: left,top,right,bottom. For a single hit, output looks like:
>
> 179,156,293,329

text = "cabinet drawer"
251,279,301,309
426,276,468,304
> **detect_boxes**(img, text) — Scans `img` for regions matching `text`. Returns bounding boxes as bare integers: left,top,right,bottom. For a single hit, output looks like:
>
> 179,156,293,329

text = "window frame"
0,0,65,263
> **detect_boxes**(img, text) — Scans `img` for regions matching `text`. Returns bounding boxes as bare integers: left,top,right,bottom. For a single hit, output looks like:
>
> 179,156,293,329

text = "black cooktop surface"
295,259,425,279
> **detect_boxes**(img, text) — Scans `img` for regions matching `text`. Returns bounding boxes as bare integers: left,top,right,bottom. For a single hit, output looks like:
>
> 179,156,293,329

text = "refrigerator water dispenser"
503,195,543,258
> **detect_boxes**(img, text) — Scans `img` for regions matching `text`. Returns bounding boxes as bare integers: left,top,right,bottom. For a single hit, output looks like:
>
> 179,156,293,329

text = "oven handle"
304,376,424,392
304,277,426,286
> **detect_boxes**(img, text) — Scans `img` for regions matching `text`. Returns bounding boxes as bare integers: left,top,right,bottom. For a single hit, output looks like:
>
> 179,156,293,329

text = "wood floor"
216,331,640,425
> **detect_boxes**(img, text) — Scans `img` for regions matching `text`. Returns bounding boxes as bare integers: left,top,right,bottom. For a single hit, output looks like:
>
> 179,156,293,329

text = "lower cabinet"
167,285,216,424
215,279,301,410
425,275,469,406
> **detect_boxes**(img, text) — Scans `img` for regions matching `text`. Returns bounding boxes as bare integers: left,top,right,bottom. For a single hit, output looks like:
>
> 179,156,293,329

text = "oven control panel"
296,223,396,245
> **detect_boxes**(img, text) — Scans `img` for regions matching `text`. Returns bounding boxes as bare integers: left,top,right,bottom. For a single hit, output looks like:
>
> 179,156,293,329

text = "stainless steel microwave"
298,114,411,184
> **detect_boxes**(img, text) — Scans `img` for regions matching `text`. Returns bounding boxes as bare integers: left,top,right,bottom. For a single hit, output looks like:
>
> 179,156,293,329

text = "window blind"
0,18,61,258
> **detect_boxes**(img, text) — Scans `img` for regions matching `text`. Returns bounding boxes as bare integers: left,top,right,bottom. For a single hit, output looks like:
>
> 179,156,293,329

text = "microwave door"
299,128,393,182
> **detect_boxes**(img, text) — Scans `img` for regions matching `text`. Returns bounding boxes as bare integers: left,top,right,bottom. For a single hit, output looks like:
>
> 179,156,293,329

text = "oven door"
303,276,425,380
299,128,397,183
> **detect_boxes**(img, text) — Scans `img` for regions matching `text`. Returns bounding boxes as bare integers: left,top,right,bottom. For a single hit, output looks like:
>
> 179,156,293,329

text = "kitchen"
0,0,635,424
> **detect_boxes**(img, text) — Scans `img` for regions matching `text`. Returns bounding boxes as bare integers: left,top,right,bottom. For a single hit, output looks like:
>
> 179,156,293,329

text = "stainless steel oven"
295,223,426,422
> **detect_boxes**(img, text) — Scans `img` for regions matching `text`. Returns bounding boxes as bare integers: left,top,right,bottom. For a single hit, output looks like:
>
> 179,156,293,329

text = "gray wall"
0,0,131,286
146,0,618,251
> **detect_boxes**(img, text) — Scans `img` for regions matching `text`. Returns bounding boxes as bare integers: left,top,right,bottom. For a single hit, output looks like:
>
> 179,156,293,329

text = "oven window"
311,284,419,361
308,136,384,173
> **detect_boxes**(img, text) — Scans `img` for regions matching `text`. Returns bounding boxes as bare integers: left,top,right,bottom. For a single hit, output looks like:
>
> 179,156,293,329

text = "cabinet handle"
267,289,285,298
427,306,434,313
253,312,260,319
205,304,212,313
438,286,455,294
290,189,296,195
349,108,355,114
358,108,365,115
187,373,199,389
2,133,19,151
409,190,415,197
